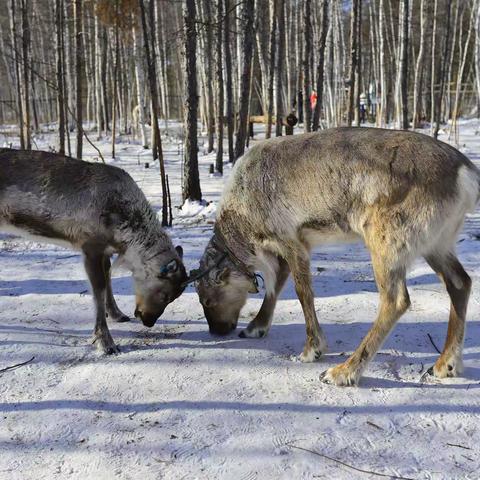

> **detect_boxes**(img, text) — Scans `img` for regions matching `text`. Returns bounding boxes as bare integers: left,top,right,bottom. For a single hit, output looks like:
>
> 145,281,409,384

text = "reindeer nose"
208,321,236,335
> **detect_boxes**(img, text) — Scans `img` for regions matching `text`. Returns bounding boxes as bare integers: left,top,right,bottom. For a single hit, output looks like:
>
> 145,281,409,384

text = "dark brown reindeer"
0,149,186,354
194,128,479,386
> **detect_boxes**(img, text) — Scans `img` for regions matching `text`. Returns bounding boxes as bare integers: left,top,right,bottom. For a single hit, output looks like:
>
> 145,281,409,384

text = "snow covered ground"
1,122,480,479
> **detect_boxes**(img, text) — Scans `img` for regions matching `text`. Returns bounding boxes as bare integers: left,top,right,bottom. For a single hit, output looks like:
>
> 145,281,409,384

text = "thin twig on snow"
446,443,472,450
427,333,441,354
0,356,35,374
287,443,416,480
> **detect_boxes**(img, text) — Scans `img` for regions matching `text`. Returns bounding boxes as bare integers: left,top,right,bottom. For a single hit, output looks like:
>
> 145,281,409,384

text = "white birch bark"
132,21,148,149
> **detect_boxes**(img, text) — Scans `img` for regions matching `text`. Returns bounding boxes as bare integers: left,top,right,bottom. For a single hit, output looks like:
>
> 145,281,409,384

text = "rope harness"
181,229,260,289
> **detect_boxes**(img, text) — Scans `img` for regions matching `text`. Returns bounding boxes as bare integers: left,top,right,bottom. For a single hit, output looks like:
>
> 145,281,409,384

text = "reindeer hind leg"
423,252,471,379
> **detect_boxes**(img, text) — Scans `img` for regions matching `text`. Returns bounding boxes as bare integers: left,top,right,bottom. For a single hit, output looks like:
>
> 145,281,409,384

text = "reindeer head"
194,239,258,335
133,245,187,327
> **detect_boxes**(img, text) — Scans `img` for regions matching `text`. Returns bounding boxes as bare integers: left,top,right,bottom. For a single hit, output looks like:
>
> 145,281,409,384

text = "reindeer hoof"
420,358,461,382
299,348,323,363
105,345,120,355
420,366,435,382
106,311,131,323
320,365,358,386
96,343,120,355
93,332,120,355
319,370,329,383
239,327,266,338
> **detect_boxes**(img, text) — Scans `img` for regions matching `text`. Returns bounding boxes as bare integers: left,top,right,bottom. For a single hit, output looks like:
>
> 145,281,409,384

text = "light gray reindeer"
0,149,186,354
195,128,479,386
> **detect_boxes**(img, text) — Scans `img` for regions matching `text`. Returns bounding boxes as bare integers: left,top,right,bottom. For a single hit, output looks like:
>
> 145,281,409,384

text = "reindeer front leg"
239,257,290,338
286,245,327,362
83,247,120,354
103,256,130,323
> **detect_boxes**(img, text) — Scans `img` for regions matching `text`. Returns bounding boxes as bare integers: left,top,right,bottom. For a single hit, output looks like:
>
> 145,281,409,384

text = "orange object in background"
310,90,317,110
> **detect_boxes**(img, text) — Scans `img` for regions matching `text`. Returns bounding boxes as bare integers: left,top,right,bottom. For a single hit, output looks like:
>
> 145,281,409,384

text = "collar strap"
212,229,258,287
180,251,228,287
181,231,259,289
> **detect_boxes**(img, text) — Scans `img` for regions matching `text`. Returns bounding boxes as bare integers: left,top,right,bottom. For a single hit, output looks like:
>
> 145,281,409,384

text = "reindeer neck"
215,212,256,268
121,209,174,273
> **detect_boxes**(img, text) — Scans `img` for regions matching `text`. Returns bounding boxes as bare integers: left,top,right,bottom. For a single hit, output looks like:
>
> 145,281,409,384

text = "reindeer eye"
159,259,178,278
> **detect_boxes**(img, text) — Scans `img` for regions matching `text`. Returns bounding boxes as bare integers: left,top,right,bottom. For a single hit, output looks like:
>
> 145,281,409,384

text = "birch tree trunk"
156,3,169,131
266,0,277,139
7,6,24,142
100,27,109,134
378,0,387,127
412,0,427,129
354,0,362,126
139,0,169,223
255,1,268,118
433,0,452,139
132,21,148,149
347,0,359,127
111,22,119,159
94,14,103,139
451,3,476,144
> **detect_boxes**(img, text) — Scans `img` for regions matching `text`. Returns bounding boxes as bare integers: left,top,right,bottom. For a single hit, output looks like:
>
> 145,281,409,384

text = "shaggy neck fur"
215,211,279,296
116,202,176,277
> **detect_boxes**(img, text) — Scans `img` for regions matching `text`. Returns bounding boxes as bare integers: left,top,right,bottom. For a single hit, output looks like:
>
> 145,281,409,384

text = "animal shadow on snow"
0,320,479,388
121,317,480,387
0,276,133,296
273,271,443,301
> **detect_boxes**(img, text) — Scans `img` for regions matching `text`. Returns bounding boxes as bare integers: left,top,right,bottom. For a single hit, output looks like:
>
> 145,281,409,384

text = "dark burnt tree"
234,0,255,161
215,0,224,174
312,0,329,131
275,0,285,136
55,0,66,154
74,0,83,158
183,0,202,201
224,0,234,162
302,0,312,132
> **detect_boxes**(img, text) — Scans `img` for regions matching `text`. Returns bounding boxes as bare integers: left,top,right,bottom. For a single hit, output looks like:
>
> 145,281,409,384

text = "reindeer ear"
175,245,184,259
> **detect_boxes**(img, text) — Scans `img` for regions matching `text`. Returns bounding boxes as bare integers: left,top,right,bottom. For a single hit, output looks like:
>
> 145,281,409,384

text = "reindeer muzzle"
134,308,164,328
